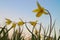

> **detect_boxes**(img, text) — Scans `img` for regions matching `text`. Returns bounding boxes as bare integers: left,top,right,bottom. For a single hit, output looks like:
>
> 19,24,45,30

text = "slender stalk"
45,9,52,37
40,23,46,40
25,23,37,40
13,27,15,40
1,26,12,39
32,27,35,33
0,25,6,34
19,26,21,38
19,26,20,33
38,24,41,40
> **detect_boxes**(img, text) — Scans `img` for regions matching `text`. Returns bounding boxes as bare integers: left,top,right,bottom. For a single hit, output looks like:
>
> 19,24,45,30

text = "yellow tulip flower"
5,18,12,25
12,23,16,28
33,1,48,17
29,21,37,27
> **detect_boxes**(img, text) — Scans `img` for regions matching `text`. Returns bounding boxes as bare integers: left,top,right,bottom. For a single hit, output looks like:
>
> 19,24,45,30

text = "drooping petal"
37,1,41,9
32,9,39,13
36,12,43,17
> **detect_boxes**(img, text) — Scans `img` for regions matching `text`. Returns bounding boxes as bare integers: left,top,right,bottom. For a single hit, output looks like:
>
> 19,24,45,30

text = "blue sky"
0,0,60,34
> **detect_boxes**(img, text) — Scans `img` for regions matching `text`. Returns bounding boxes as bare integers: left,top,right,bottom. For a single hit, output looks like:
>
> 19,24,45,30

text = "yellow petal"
6,18,12,25
32,9,39,12
12,23,16,28
37,1,41,9
17,21,24,26
36,12,43,17
30,21,37,27
43,11,48,15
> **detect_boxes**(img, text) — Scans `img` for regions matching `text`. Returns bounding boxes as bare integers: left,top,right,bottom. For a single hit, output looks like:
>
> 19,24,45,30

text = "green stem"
25,24,37,40
46,9,52,37
38,24,41,40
